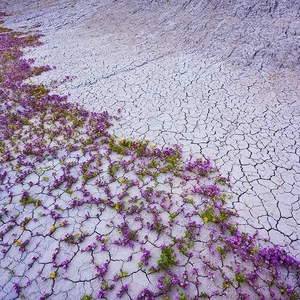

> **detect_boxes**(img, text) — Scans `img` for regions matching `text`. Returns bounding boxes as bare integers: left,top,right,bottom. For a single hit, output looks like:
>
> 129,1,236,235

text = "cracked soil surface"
1,0,300,299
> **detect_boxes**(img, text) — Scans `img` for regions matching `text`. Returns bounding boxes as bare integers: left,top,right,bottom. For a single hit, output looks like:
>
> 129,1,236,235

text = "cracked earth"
0,0,300,299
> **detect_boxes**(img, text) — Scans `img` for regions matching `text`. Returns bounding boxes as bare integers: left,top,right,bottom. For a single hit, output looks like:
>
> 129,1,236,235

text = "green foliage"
222,280,231,289
235,272,246,284
169,212,178,222
20,196,35,205
32,66,45,76
178,245,188,255
217,246,228,256
153,221,166,234
30,84,48,97
72,118,84,128
82,138,93,146
81,295,92,300
199,292,208,298
147,159,160,168
108,163,119,177
228,224,237,235
219,210,231,222
157,246,176,270
65,188,73,194
82,171,98,183
179,293,188,300
201,205,216,223
107,138,150,156
101,280,110,291
215,175,228,185
129,230,137,240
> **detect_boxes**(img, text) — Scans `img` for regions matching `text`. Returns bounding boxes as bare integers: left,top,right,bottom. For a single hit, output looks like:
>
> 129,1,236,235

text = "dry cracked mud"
1,0,300,299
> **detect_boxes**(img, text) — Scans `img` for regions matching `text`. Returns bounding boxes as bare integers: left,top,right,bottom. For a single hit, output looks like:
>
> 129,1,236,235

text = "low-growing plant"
157,246,177,270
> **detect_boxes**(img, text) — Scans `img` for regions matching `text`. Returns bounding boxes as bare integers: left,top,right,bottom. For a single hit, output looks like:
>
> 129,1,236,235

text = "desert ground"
1,0,299,299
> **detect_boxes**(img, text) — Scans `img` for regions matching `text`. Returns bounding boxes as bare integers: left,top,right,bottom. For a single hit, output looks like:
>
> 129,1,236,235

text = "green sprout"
108,163,119,177
81,295,92,300
235,272,246,284
20,196,36,206
201,205,216,223
157,246,176,270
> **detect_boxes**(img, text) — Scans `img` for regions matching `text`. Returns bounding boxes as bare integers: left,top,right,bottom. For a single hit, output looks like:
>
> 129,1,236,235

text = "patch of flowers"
0,12,299,299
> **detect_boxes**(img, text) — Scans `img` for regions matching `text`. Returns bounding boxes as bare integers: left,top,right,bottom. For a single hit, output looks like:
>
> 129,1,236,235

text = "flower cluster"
0,14,299,300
